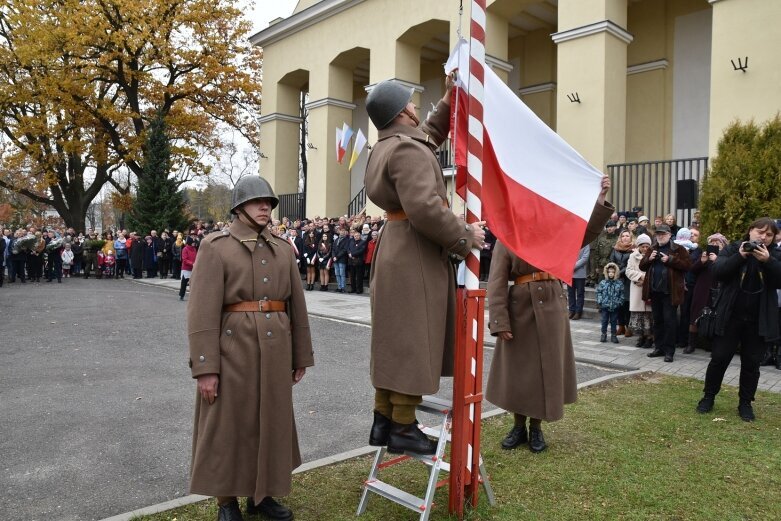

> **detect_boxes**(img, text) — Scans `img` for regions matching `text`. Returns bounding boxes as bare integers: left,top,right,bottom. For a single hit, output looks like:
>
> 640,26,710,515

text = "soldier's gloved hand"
292,368,306,385
470,221,486,249
197,374,219,404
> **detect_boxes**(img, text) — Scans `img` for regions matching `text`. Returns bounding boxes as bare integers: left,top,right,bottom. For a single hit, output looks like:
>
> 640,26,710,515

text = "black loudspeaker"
676,179,698,209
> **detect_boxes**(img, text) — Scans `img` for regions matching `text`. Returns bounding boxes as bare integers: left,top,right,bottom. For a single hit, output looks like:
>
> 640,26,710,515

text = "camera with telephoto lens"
742,240,763,252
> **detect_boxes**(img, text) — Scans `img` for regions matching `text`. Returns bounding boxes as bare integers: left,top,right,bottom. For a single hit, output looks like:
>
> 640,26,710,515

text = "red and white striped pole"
450,0,487,517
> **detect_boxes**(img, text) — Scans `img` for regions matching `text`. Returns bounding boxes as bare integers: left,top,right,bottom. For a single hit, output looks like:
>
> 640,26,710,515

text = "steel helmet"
366,79,414,130
230,175,279,213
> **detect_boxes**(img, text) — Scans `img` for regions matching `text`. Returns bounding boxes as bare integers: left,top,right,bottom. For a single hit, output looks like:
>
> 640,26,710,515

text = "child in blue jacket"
596,262,625,343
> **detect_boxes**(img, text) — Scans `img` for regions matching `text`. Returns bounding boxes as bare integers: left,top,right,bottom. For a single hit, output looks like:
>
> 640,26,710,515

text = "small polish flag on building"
337,122,353,164
446,39,603,285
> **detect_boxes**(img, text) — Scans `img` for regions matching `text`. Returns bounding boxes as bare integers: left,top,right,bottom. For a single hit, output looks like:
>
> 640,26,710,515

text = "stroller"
98,250,116,278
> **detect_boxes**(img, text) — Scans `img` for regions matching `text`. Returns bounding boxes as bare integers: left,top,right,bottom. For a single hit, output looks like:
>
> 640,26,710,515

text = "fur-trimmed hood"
603,261,620,279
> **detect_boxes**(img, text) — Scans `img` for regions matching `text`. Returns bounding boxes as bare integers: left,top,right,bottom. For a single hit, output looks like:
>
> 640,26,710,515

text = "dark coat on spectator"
485,202,613,421
187,220,314,502
689,256,717,325
348,237,367,266
331,235,349,263
639,241,691,306
365,98,473,396
710,241,781,340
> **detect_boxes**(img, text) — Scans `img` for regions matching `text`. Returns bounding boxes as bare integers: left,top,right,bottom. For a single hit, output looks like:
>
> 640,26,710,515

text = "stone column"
554,0,631,172
258,81,303,201
305,63,357,218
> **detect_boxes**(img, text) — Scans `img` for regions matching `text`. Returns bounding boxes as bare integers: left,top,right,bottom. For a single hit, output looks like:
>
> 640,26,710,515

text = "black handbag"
696,287,722,339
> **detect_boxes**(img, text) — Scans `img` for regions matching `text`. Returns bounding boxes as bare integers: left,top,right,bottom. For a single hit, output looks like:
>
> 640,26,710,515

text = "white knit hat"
636,233,652,246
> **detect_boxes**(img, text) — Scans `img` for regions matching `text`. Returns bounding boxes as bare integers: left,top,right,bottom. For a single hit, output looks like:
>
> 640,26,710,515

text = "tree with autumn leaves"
0,0,262,230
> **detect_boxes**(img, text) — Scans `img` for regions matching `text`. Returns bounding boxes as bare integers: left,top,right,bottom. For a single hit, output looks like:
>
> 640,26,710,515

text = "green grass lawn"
135,374,781,521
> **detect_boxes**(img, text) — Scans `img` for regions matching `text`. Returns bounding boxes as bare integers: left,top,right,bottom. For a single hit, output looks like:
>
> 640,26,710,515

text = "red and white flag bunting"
446,39,602,285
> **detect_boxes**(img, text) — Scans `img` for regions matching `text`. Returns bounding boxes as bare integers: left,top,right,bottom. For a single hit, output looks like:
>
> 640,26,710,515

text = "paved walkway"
139,277,781,393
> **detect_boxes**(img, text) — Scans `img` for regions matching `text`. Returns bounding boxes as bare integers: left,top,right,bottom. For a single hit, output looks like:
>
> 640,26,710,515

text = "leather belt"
386,199,449,221
223,300,286,313
514,272,557,285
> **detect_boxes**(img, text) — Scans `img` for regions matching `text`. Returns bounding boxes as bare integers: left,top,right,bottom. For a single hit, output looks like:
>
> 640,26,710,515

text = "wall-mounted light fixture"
306,142,317,150
259,152,269,159
731,57,748,73
567,92,581,103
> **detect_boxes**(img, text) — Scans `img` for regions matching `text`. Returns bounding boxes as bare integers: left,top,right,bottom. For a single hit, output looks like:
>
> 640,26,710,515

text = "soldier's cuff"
447,224,473,259
488,316,512,336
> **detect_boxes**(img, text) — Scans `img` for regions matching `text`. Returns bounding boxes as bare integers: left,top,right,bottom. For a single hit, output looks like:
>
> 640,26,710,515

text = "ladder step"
420,395,452,415
420,426,451,441
364,479,427,512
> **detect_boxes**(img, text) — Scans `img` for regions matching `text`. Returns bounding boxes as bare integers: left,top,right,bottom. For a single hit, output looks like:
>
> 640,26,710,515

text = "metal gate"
276,192,306,221
606,157,708,228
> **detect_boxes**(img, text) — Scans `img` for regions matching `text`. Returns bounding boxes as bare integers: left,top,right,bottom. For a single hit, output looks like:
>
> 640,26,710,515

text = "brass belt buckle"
258,300,264,312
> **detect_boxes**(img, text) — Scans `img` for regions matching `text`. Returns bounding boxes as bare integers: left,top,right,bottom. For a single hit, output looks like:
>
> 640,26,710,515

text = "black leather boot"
738,400,755,422
249,497,293,521
528,427,547,453
369,410,392,446
643,336,654,349
696,394,714,413
600,333,607,343
218,499,244,521
776,347,781,370
635,334,646,347
387,421,437,455
500,424,527,450
683,332,697,354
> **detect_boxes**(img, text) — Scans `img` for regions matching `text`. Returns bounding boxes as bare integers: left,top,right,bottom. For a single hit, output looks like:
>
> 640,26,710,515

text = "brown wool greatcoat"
366,99,473,396
187,219,314,502
485,202,613,421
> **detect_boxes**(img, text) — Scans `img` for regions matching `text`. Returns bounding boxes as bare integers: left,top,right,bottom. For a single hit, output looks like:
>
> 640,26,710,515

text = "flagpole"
449,0,488,517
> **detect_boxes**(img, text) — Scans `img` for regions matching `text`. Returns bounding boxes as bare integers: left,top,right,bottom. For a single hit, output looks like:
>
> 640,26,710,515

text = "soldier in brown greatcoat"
486,176,613,454
364,76,485,455
187,176,314,521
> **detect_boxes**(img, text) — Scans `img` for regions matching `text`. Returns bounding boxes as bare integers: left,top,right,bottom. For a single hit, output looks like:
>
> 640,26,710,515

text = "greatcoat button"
538,301,543,304
538,287,543,291
459,239,467,245
266,331,272,337
263,277,269,283
199,355,205,362
263,296,268,301
258,243,264,248
464,225,470,231
261,259,268,265
226,329,232,336
265,313,271,319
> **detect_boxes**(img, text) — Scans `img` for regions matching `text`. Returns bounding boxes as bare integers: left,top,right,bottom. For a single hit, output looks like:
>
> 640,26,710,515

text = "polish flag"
337,122,353,164
445,40,602,285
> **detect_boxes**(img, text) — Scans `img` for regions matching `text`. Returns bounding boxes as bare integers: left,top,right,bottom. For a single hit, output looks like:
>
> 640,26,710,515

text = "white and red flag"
446,39,603,285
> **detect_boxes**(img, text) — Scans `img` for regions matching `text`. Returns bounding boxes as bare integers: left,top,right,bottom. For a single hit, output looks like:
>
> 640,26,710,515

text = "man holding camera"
639,224,692,362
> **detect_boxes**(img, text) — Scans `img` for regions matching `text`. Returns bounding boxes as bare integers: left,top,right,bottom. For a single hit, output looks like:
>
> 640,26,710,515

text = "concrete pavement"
142,275,781,393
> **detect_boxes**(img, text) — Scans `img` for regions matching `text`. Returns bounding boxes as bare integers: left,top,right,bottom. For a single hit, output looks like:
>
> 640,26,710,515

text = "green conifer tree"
128,114,190,234
700,115,781,241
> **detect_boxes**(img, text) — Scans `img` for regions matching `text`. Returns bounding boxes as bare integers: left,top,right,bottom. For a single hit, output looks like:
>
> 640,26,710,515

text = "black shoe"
635,335,646,348
528,427,547,453
696,395,714,413
369,410,392,446
647,349,665,358
683,345,695,354
218,499,244,521
248,497,293,521
573,312,582,320
568,311,575,319
776,356,781,371
387,421,437,455
600,333,607,343
611,334,619,344
664,355,674,363
738,401,755,422
643,337,654,349
500,424,528,450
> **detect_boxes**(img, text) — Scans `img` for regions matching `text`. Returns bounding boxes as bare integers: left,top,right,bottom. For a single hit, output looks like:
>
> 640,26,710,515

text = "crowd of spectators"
0,214,387,296
573,207,781,371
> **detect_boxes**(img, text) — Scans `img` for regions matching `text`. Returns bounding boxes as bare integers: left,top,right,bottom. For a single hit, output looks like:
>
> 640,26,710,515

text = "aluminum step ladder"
356,395,495,521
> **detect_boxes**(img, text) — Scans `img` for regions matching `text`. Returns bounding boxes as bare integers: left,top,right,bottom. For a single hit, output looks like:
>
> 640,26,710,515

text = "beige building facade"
251,0,781,223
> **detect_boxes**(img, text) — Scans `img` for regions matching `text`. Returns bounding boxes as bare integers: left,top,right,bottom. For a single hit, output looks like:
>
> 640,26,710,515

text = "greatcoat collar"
378,121,437,153
228,219,278,254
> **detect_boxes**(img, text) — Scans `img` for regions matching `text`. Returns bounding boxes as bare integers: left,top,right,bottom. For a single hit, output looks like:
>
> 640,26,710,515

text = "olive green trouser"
374,388,422,425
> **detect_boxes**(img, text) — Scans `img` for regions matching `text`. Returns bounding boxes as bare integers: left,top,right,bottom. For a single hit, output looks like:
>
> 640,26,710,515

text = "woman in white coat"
626,233,654,348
